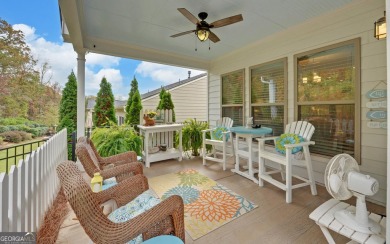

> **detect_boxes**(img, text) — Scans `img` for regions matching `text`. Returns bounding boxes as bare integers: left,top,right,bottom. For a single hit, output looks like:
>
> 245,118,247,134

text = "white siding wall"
208,0,387,205
143,76,208,123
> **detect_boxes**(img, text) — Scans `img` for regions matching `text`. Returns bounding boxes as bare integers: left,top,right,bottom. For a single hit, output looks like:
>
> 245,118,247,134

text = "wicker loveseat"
76,137,143,182
57,161,185,243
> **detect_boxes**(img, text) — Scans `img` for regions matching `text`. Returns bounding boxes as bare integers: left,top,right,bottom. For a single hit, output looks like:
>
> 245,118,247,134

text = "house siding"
208,0,387,205
143,76,208,123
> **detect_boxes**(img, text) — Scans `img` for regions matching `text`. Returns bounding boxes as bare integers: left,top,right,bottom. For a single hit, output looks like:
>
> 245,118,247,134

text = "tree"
129,91,142,125
125,76,141,124
157,89,175,122
93,77,117,126
0,19,61,124
58,71,77,133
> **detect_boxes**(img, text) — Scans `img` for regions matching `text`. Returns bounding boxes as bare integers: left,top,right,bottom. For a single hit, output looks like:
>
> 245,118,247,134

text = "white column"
77,52,86,139
386,1,389,242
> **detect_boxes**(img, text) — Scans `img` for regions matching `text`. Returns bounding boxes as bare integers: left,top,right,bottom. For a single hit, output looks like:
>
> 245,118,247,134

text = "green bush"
0,126,9,133
0,117,30,126
176,119,210,157
0,136,3,144
1,131,22,143
91,125,142,157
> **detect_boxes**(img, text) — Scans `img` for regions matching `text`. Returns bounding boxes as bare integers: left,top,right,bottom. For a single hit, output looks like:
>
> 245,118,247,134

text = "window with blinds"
250,58,287,136
295,38,360,161
221,69,244,126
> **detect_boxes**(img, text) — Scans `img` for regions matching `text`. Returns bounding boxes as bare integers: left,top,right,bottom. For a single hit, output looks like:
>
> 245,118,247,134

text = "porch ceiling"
59,0,359,70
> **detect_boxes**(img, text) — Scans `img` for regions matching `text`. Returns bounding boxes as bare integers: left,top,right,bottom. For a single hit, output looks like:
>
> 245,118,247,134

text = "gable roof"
141,73,207,100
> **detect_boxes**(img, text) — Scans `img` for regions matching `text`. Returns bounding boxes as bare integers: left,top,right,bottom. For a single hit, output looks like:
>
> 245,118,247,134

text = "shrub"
176,119,210,157
0,117,30,126
91,125,142,157
1,131,22,143
0,136,3,144
18,131,32,141
0,126,10,133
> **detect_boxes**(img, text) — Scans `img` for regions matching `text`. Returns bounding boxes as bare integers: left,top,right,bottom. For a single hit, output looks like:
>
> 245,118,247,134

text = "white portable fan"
325,154,381,234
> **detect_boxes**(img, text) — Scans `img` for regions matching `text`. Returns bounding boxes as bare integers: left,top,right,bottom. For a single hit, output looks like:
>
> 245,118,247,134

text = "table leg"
178,129,182,161
145,131,150,167
234,135,240,172
248,136,253,178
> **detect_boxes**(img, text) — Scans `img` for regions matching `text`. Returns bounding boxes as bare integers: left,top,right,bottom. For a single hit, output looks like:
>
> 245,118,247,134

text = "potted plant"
176,119,210,157
143,111,156,126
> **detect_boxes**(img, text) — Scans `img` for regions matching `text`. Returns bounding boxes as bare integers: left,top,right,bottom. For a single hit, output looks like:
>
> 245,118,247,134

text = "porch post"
77,51,86,139
386,2,389,242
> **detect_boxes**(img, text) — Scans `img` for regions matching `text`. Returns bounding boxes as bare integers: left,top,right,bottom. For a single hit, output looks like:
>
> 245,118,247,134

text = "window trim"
293,38,361,163
220,68,245,126
249,57,288,128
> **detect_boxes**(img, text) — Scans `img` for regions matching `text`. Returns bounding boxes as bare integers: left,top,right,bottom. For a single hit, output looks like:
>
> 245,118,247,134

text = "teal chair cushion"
211,126,230,141
102,177,117,190
275,133,305,155
108,189,161,244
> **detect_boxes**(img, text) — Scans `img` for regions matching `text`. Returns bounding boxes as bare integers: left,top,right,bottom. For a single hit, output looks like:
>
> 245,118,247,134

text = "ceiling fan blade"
210,14,243,28
208,31,220,43
170,30,195,38
177,8,199,25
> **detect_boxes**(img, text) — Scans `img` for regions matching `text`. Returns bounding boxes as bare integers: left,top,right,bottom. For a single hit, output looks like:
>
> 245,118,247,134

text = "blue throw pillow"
211,126,230,141
275,133,305,155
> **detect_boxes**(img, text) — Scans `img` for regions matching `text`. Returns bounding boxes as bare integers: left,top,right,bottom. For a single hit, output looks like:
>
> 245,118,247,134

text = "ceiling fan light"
196,29,209,42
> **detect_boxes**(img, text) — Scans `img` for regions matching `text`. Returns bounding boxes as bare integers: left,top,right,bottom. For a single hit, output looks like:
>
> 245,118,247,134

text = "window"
117,116,125,125
221,69,244,126
250,58,287,136
295,38,360,161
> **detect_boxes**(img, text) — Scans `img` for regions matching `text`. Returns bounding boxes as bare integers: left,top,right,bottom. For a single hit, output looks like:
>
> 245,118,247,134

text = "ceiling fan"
171,8,243,43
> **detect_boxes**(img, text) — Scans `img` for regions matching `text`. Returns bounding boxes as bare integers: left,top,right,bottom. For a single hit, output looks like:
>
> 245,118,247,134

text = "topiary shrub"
91,125,142,157
1,131,22,143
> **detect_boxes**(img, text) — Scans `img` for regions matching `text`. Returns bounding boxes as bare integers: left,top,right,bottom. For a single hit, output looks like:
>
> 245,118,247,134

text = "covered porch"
58,0,390,242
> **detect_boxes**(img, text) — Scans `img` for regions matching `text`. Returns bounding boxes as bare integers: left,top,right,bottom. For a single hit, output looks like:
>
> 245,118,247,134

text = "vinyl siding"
143,76,208,123
208,0,387,205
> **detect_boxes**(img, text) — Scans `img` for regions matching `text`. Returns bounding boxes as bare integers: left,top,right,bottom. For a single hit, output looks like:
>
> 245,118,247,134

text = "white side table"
309,199,386,244
137,124,183,167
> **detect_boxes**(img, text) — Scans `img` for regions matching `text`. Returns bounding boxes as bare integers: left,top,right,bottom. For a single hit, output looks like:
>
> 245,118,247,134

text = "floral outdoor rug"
149,169,257,240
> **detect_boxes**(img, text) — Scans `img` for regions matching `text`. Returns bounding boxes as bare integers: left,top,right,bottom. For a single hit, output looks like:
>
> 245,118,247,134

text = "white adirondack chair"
202,117,234,170
257,121,317,203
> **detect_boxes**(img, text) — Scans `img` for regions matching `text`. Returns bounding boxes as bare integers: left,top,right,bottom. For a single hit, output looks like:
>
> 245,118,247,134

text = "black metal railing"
0,138,48,174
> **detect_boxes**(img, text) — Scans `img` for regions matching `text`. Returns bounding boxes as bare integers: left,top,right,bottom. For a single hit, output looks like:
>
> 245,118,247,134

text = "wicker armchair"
57,161,185,243
76,137,143,181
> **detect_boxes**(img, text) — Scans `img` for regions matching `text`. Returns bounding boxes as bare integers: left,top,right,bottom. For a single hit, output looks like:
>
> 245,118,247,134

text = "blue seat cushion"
102,177,117,190
275,133,305,155
211,126,230,141
108,189,161,244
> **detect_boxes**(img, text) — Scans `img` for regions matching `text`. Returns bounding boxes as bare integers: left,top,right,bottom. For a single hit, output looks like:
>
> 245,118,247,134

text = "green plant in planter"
91,125,142,157
176,119,211,157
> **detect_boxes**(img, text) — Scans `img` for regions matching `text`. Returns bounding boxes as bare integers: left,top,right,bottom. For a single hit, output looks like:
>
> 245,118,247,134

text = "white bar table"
230,126,273,183
137,124,183,167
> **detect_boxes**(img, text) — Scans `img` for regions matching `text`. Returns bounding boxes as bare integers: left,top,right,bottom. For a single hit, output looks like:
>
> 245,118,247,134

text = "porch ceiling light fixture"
196,27,210,42
374,11,386,40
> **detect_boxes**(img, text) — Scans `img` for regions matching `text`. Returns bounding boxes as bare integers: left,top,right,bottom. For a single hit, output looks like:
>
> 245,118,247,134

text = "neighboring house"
86,73,208,124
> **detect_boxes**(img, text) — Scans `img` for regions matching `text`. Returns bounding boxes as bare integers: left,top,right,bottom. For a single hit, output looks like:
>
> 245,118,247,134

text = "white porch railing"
0,129,67,232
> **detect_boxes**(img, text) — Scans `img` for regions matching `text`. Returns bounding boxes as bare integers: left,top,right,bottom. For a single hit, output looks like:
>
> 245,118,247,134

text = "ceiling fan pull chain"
209,39,211,50
195,36,197,51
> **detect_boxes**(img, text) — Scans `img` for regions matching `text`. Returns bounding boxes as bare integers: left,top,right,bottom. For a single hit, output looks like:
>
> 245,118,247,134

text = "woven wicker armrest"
95,174,149,207
113,195,185,243
99,162,143,182
101,151,138,165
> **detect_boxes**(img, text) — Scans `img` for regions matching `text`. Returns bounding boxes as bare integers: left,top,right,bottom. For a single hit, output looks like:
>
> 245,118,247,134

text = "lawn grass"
0,138,47,173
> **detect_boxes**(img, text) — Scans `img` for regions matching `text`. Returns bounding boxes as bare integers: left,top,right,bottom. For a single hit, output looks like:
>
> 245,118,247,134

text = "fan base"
335,210,381,234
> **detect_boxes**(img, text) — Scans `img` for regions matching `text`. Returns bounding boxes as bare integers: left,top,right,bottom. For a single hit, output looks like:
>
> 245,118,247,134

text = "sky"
0,0,205,99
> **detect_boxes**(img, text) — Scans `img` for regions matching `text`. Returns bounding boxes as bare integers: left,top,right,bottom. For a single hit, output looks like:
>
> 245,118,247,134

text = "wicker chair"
57,161,185,243
76,137,143,181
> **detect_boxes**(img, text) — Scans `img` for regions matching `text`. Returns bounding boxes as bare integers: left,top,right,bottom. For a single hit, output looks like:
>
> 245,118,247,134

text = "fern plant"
176,119,210,157
91,125,142,157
